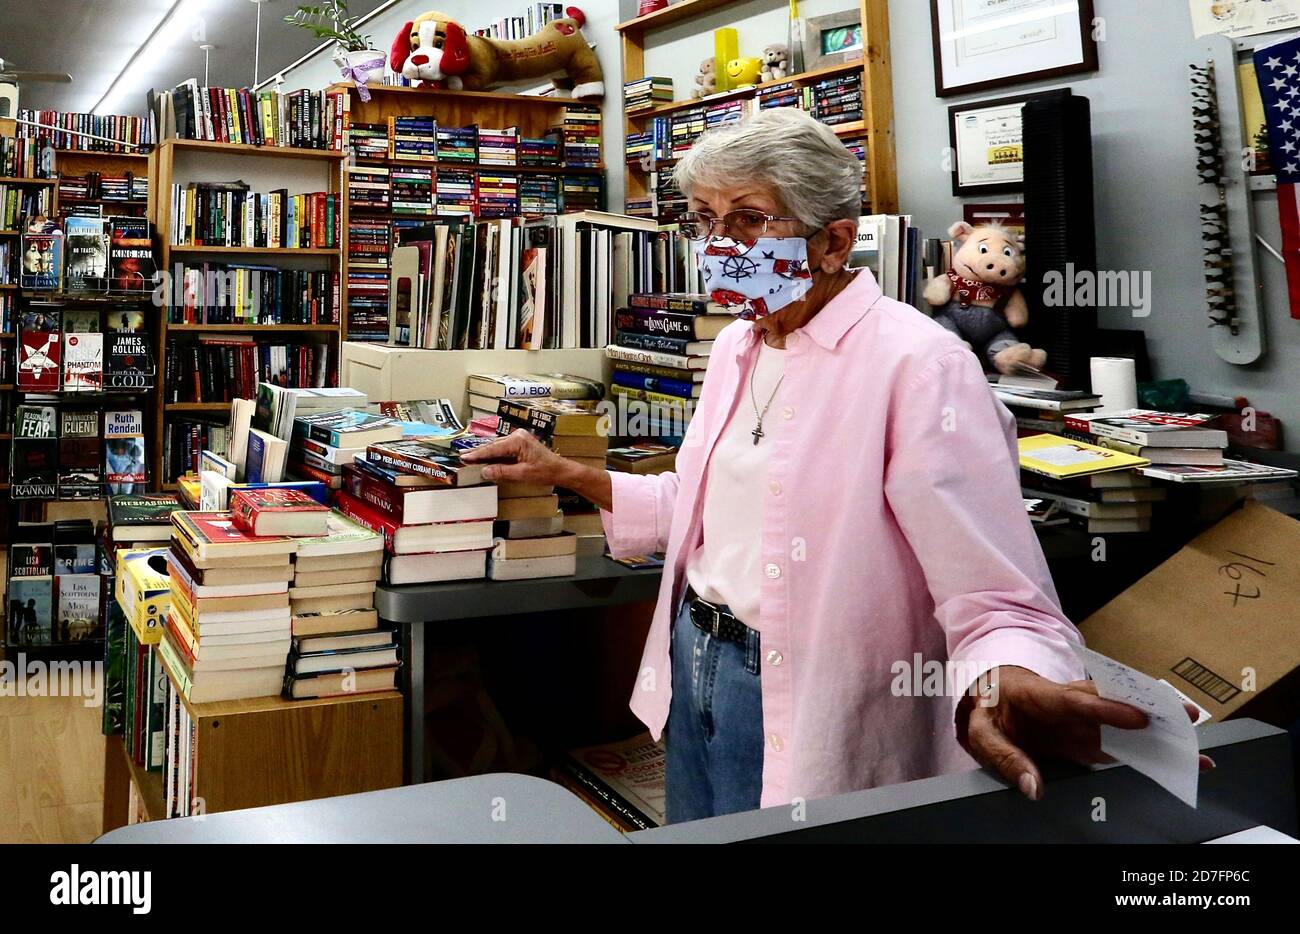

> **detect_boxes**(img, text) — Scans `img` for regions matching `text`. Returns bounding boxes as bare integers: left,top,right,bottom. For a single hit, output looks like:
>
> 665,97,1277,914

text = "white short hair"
674,108,864,229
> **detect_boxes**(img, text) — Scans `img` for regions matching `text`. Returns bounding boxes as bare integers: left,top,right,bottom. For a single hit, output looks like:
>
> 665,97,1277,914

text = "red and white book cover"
229,488,328,533
18,331,62,391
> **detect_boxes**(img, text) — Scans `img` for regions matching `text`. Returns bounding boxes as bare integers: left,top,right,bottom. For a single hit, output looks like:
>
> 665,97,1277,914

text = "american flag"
1255,38,1300,317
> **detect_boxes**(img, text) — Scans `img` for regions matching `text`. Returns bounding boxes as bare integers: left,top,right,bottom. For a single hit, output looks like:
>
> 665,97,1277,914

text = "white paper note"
1072,645,1200,808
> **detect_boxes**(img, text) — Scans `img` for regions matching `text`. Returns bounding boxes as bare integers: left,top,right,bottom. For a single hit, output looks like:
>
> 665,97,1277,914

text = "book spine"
628,293,712,313
343,468,406,521
615,331,694,355
614,308,702,340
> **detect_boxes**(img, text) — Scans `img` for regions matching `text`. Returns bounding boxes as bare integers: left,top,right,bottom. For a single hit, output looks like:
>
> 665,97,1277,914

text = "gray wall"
889,0,1300,443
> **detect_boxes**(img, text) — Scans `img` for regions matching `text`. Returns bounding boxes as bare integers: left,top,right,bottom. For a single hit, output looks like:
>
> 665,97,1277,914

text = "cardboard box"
1079,501,1300,726
115,547,171,645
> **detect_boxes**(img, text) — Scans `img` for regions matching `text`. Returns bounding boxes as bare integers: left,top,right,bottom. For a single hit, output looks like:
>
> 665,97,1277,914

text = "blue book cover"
245,431,269,483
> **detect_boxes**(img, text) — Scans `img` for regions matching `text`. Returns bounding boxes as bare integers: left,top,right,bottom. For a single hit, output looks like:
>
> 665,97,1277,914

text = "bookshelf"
331,80,606,342
53,149,151,224
147,137,346,486
618,0,898,218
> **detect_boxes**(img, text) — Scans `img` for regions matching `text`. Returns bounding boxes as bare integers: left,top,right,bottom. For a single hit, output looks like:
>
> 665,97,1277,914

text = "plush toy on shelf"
390,6,604,99
692,57,717,98
761,43,789,82
922,221,1047,375
725,56,763,89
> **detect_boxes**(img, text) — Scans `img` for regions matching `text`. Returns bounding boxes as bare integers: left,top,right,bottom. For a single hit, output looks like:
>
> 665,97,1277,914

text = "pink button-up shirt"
601,268,1086,808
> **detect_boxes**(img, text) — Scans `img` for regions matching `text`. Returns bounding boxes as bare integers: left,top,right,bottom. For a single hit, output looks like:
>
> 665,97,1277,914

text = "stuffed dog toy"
390,7,604,99
923,221,1047,375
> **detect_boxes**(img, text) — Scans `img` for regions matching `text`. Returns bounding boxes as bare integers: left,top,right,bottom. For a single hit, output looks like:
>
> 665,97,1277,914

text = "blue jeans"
664,598,765,823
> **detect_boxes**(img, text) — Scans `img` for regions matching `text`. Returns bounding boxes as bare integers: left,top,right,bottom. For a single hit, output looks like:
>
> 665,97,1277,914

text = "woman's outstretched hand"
957,666,1213,801
461,429,614,511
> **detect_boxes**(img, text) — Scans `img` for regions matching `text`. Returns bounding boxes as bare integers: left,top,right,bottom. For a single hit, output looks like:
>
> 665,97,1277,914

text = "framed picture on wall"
948,91,1060,196
930,0,1099,97
802,10,866,71
963,202,1026,239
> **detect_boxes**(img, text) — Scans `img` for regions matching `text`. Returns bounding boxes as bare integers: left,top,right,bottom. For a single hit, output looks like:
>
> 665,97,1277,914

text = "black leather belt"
686,590,754,646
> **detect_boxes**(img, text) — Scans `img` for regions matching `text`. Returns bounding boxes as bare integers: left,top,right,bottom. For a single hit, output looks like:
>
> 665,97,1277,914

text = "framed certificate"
948,92,1055,196
931,0,1099,97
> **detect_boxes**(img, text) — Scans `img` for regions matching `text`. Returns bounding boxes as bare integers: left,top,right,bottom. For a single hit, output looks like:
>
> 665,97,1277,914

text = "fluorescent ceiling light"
94,0,210,116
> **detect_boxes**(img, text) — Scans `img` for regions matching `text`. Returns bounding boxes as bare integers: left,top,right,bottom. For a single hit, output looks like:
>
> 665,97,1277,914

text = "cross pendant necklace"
749,343,785,446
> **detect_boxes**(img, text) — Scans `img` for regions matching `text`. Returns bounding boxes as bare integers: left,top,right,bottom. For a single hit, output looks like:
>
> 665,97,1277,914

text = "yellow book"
1018,433,1150,480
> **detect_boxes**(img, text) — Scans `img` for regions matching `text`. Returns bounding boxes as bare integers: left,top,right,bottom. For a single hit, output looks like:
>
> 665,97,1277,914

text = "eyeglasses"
678,209,803,242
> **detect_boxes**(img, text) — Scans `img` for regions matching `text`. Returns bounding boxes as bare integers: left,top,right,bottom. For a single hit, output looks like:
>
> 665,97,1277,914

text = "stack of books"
391,164,436,216
550,733,666,831
346,216,391,342
388,115,437,161
560,174,603,212
670,107,708,159
519,175,560,215
1062,410,1229,467
336,445,497,585
436,125,479,162
496,398,609,554
560,106,602,167
347,166,392,210
624,77,674,116
605,292,720,430
519,134,561,167
625,130,654,167
804,73,862,127
435,167,477,216
477,172,520,218
285,510,391,699
1018,434,1154,534
161,510,299,703
992,383,1103,436
291,410,405,484
704,98,747,131
757,81,800,110
479,127,519,166
348,122,391,161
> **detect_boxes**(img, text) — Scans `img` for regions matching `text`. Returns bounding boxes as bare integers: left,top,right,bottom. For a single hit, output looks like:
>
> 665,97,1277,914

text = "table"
96,719,1294,844
96,772,629,844
375,555,663,783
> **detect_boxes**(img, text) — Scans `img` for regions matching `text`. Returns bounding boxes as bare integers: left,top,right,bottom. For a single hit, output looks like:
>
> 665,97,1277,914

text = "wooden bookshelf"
619,0,897,216
148,138,345,486
0,176,55,186
330,80,606,345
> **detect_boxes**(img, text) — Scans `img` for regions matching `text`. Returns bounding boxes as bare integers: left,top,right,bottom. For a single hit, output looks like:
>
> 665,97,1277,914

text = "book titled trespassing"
364,440,486,486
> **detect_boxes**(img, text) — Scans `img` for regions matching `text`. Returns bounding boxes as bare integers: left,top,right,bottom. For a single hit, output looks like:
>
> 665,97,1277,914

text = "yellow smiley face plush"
725,57,762,87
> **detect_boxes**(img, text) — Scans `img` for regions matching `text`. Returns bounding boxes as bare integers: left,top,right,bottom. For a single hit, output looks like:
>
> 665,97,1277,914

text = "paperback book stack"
464,372,605,422
991,383,1102,436
625,130,654,167
337,444,497,585
561,175,603,213
436,125,479,163
348,122,391,161
388,115,437,161
519,175,560,215
496,397,609,554
347,166,392,210
704,98,748,132
285,509,392,700
1018,434,1154,534
670,107,708,159
436,167,478,216
605,292,722,433
161,509,300,704
488,474,576,579
477,172,521,218
519,134,561,167
291,409,405,487
346,216,392,340
560,106,602,168
1062,410,1229,469
804,73,863,128
479,127,519,166
757,81,800,111
391,164,436,216
624,77,674,116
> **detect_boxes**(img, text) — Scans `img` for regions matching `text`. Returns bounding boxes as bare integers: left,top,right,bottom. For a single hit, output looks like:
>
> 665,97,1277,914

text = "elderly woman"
464,108,1194,823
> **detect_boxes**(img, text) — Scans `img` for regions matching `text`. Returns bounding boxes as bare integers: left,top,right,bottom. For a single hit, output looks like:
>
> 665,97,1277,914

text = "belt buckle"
710,608,721,638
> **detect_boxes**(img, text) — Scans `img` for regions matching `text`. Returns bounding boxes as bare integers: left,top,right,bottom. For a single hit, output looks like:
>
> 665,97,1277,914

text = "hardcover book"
58,408,102,500
105,309,155,389
17,319,62,392
107,494,182,541
63,330,105,392
109,216,157,293
56,574,102,642
19,231,63,291
229,487,330,537
64,216,110,293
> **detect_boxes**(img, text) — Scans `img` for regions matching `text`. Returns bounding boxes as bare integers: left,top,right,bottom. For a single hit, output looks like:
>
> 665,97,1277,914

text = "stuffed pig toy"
923,221,1046,375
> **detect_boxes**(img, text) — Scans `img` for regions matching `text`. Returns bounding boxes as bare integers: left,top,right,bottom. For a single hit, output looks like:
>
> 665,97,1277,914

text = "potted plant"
285,0,385,98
